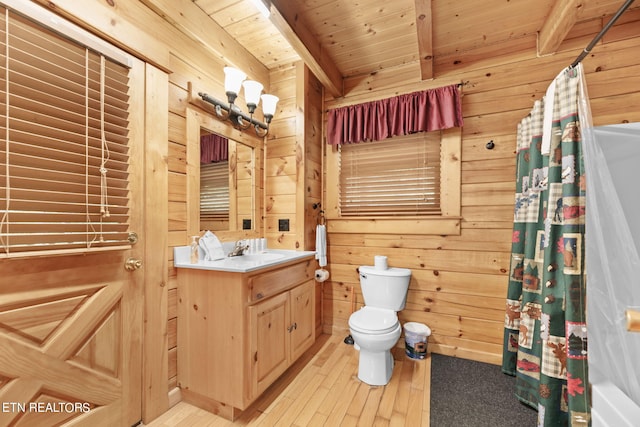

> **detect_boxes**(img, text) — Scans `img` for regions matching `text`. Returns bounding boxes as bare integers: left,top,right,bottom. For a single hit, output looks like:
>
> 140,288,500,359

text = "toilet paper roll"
374,255,388,270
315,269,330,282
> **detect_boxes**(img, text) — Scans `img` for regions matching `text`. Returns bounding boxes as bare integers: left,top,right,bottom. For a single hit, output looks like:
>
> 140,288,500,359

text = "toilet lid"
349,307,399,334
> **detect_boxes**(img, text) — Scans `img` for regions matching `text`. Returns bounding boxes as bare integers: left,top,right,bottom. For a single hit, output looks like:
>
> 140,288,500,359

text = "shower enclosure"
584,122,640,426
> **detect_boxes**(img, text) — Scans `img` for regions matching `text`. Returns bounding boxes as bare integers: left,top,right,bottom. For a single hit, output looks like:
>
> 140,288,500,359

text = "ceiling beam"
269,0,343,98
139,0,270,83
537,0,585,56
414,0,434,80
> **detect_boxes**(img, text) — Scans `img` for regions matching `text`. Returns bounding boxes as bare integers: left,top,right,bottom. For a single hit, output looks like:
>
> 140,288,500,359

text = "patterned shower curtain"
502,65,590,426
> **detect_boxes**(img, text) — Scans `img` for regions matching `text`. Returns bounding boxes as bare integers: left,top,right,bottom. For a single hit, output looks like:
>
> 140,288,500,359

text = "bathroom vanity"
174,248,316,420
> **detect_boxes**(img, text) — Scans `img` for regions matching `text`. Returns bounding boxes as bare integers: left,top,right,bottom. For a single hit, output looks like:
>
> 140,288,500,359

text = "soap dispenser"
190,235,199,264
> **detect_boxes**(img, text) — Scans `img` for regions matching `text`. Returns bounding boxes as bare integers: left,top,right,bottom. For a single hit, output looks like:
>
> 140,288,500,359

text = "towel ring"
318,210,326,225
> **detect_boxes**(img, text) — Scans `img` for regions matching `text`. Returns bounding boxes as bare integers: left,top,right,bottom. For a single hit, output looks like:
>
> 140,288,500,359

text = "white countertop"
174,245,316,273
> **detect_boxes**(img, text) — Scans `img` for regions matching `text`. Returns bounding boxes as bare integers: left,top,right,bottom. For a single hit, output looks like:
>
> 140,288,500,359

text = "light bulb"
243,80,263,113
261,94,279,120
223,67,246,97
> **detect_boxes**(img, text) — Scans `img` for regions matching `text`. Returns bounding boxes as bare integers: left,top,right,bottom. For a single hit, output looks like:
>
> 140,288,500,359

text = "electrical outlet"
242,219,252,230
278,219,290,232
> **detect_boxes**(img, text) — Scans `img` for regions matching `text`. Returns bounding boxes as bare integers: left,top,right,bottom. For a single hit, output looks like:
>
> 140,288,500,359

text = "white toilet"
349,259,411,386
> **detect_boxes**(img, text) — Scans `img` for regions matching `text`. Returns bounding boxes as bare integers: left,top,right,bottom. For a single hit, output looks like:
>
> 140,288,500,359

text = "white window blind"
338,132,441,216
0,9,131,256
200,161,229,221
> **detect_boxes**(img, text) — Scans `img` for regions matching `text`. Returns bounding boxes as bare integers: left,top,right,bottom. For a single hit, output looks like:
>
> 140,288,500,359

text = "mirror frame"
186,107,263,241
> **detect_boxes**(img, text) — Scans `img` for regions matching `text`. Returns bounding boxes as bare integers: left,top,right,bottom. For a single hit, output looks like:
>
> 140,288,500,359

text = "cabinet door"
290,280,316,362
249,291,290,398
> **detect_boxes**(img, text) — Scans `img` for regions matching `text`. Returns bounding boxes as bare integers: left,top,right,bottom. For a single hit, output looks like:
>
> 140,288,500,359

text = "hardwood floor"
146,334,431,426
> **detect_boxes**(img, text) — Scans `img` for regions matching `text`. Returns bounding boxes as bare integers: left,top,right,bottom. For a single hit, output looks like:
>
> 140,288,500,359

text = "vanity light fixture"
198,66,279,137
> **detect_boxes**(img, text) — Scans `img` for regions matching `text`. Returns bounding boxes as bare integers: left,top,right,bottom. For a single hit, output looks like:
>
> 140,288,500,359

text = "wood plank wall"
264,63,325,336
298,64,324,336
264,64,299,249
321,10,640,365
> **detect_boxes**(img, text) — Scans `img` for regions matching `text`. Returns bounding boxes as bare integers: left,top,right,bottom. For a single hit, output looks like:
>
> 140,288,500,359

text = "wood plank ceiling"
188,0,637,98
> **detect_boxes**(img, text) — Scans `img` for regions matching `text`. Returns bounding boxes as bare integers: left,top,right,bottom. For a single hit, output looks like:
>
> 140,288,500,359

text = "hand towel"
315,224,327,267
200,230,226,261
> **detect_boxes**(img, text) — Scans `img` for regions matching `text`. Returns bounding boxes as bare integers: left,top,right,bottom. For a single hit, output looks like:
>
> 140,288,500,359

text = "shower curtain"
502,64,590,426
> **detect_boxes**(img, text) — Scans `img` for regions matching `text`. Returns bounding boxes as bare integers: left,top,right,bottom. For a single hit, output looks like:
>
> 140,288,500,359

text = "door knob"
125,258,143,271
626,309,640,333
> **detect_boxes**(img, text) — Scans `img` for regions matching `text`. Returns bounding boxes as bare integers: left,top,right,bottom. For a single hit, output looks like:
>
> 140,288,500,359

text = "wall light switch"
242,219,252,230
278,219,290,232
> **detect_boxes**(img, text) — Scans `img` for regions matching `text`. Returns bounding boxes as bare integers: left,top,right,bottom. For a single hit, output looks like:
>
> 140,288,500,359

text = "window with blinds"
200,161,230,221
338,132,441,216
0,9,131,256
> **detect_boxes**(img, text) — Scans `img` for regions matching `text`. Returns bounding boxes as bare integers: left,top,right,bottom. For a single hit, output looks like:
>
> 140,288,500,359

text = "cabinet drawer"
248,260,313,302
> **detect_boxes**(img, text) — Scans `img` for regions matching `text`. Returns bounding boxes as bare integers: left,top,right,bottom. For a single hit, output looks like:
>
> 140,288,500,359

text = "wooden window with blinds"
338,132,441,216
0,8,131,257
200,161,230,221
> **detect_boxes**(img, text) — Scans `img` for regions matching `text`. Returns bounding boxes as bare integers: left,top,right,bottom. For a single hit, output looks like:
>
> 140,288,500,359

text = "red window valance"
200,133,228,163
326,84,463,145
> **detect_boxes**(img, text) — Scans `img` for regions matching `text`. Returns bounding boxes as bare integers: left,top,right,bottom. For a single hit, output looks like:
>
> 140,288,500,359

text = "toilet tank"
359,265,411,311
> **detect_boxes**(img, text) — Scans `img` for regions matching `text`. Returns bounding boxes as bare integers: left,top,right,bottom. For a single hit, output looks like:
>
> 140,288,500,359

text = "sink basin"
234,252,286,262
174,246,315,273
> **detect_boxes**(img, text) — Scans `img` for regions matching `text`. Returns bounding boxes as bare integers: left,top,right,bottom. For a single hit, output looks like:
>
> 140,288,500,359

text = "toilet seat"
349,306,399,334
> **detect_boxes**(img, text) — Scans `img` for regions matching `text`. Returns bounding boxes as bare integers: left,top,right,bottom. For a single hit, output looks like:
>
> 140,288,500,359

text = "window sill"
325,216,461,236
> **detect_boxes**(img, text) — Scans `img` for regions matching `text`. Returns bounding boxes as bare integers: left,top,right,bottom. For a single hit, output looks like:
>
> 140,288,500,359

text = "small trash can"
404,322,431,359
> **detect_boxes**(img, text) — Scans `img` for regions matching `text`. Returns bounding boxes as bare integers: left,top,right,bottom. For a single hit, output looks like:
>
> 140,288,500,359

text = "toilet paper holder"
315,268,330,282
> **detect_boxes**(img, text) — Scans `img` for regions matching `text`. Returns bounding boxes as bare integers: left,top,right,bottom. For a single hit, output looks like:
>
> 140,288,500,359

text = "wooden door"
249,292,290,398
289,280,315,362
0,63,145,427
0,251,143,426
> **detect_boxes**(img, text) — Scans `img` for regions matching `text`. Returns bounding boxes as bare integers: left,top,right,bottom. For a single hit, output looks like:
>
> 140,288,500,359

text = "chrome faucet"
228,240,249,257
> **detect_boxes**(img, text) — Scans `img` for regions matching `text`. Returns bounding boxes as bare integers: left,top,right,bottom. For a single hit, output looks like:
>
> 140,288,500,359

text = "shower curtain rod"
570,0,636,68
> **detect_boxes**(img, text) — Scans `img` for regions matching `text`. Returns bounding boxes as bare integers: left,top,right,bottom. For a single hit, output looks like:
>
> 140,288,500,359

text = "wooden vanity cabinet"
249,279,314,398
177,256,315,420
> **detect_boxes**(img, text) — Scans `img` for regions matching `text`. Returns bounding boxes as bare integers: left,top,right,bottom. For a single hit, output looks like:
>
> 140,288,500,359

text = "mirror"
186,106,261,239
199,127,255,232
199,128,230,231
